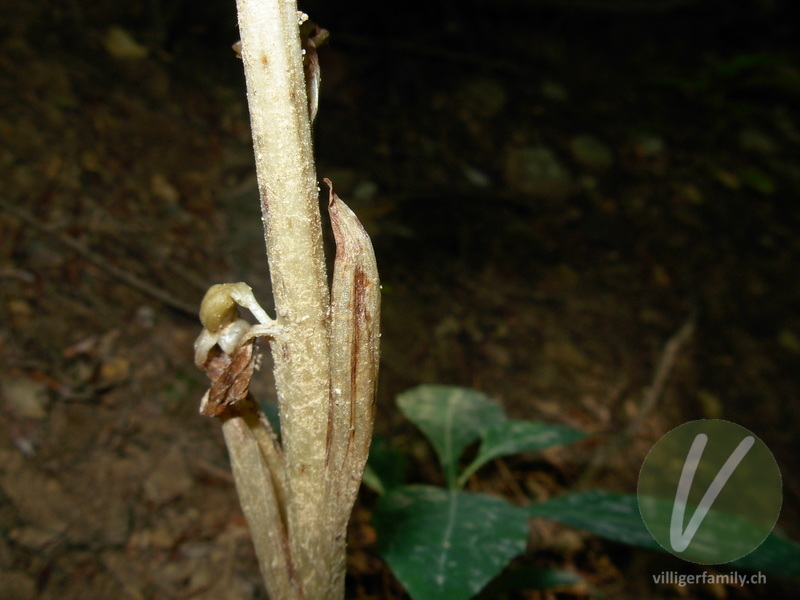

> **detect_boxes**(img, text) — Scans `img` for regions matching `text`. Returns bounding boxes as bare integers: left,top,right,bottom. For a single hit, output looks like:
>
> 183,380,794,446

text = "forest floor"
1,1,799,599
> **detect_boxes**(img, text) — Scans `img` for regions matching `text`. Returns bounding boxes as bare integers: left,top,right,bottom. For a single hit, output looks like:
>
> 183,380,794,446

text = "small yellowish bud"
199,284,241,332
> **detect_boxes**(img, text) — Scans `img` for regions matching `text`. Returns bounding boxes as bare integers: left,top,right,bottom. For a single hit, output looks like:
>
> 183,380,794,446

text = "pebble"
1,377,49,419
104,27,148,60
570,135,614,172
633,134,665,158
505,146,572,200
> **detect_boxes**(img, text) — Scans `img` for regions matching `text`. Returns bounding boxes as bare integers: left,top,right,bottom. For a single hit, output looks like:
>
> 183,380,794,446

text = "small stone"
633,134,665,158
1,377,49,419
352,180,379,203
461,164,491,187
505,146,572,200
104,27,148,60
570,135,614,172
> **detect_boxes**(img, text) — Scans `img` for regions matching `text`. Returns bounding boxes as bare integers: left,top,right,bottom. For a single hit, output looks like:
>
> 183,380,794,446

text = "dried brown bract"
198,341,258,418
325,178,381,528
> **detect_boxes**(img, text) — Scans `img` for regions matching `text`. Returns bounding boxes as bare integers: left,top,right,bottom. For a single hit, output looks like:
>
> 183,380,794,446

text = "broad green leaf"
459,421,587,487
397,385,506,487
639,494,800,572
730,530,800,575
529,490,659,549
638,494,778,565
374,485,529,600
529,491,800,576
363,436,408,495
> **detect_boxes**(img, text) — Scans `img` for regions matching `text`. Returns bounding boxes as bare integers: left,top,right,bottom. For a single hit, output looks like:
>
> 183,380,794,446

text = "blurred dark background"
1,0,798,598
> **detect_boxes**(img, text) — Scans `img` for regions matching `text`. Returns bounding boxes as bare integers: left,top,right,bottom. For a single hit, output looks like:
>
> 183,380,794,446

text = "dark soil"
1,0,798,598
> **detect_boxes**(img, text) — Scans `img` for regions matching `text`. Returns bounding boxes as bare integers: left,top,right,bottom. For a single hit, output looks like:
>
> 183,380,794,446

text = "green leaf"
730,530,800,575
638,494,779,565
397,385,506,487
364,436,408,495
375,485,529,600
529,490,659,549
529,491,800,576
459,421,587,487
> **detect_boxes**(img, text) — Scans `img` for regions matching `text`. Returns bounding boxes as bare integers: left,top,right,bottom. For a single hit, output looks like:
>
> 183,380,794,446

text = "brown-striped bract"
324,178,381,529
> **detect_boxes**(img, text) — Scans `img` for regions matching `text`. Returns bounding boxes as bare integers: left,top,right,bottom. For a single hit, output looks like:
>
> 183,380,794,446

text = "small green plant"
369,385,800,600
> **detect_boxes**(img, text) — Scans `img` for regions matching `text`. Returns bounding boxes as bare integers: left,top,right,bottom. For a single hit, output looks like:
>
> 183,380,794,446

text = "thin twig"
0,198,198,316
575,311,697,488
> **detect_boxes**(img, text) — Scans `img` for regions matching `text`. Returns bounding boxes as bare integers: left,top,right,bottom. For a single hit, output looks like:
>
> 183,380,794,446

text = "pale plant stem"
234,0,336,597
